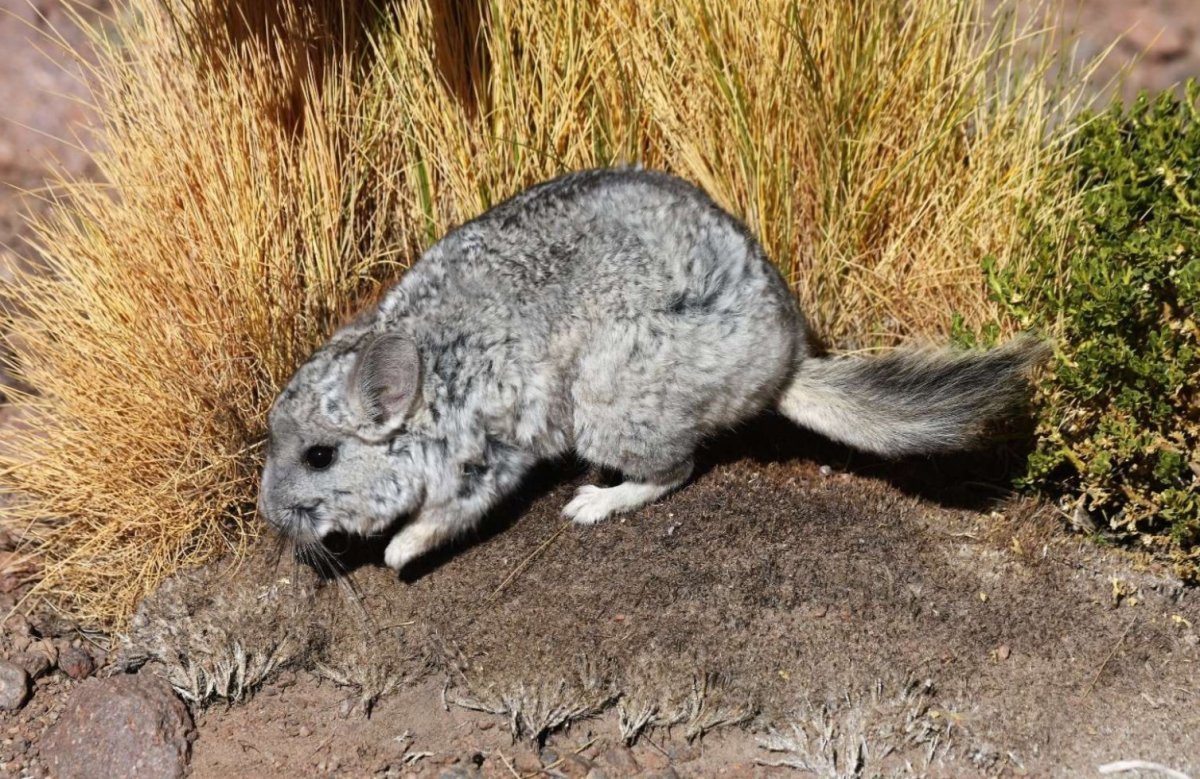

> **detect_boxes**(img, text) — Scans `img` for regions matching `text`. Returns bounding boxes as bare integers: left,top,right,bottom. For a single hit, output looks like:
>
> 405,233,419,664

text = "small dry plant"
1,0,1086,629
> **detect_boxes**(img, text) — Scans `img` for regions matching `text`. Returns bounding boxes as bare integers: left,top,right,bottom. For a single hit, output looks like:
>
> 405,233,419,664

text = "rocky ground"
2,2,1200,778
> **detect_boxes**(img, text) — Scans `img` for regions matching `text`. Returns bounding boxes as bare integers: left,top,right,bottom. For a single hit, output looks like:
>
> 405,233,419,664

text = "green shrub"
986,81,1200,578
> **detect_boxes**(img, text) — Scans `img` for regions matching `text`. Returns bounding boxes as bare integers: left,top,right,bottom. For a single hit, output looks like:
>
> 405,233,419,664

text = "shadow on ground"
308,411,1038,583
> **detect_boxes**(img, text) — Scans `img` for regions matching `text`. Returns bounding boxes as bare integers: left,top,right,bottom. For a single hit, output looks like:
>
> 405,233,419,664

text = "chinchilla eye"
303,445,336,471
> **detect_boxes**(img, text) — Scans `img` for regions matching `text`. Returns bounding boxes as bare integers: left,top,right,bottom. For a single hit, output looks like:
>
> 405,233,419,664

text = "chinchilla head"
259,322,429,545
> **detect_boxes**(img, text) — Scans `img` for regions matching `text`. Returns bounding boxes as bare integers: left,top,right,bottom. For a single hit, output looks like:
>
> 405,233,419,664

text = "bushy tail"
777,337,1049,457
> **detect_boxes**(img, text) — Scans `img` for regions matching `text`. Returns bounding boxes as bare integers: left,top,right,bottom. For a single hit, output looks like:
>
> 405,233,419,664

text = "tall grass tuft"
1,0,1085,629
0,0,400,626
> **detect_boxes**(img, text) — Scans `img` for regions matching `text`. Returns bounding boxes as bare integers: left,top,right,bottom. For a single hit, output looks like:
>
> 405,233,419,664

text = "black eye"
303,445,336,471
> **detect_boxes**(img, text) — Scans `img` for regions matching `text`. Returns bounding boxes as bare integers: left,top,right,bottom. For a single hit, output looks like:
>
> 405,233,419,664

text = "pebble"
0,661,30,711
299,725,313,738
4,614,31,637
16,651,51,680
58,646,95,680
33,639,58,667
557,754,597,778
512,750,542,773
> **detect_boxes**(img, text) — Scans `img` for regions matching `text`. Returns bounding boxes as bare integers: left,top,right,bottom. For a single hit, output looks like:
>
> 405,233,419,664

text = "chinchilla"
259,168,1047,572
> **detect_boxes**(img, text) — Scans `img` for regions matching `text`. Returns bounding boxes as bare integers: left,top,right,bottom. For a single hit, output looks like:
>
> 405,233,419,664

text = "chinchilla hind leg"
562,459,693,526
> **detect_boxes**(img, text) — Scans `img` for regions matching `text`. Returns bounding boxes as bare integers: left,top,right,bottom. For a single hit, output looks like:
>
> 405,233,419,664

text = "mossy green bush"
980,81,1199,578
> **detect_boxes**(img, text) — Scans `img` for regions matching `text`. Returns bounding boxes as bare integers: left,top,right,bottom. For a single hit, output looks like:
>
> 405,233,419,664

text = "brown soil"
2,3,1200,779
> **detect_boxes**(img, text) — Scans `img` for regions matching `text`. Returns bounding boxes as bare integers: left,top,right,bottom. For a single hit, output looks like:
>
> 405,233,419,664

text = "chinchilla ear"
347,332,421,430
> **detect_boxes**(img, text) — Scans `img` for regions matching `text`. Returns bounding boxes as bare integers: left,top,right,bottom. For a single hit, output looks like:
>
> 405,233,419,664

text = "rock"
42,674,194,779
0,660,30,710
598,746,639,774
512,749,542,773
33,638,59,667
58,645,95,680
15,650,51,679
557,754,596,778
4,613,32,638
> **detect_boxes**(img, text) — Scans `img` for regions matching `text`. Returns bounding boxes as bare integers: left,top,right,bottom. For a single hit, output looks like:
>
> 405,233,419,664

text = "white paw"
383,534,422,571
562,484,618,525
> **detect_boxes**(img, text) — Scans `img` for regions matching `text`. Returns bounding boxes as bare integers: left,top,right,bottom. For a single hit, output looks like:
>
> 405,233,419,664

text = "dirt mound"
123,423,1200,777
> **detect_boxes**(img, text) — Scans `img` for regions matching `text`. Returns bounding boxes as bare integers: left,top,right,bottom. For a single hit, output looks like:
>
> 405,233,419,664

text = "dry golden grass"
1,0,1086,629
1,0,398,626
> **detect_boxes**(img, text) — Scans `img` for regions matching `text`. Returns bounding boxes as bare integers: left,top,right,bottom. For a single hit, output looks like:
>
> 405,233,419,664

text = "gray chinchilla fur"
259,168,1046,572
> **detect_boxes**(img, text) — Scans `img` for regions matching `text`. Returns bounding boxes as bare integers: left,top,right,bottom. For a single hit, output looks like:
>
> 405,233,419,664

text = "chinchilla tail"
776,336,1049,457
